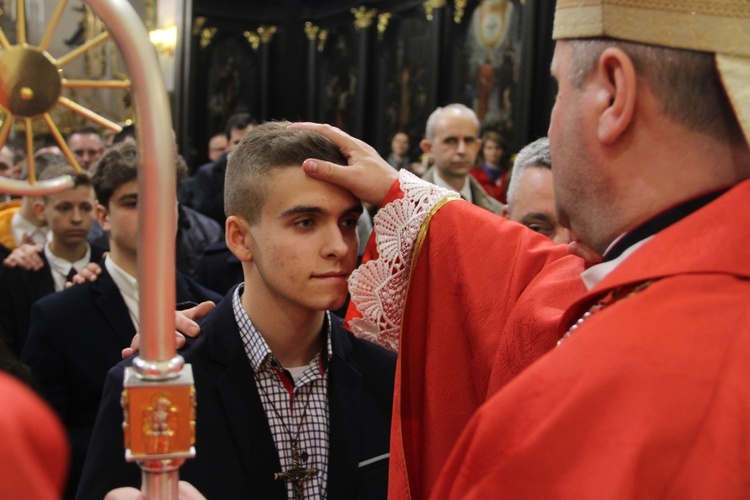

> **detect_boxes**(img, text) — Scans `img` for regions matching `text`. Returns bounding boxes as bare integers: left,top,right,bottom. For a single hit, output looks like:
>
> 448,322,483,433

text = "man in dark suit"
21,143,221,499
186,112,255,226
193,240,243,296
0,165,105,356
79,122,396,499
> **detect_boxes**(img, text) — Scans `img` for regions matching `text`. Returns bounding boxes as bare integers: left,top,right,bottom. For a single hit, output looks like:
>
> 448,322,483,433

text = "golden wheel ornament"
0,0,129,195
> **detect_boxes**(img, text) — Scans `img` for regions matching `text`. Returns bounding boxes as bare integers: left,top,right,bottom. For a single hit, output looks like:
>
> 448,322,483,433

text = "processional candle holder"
0,0,195,497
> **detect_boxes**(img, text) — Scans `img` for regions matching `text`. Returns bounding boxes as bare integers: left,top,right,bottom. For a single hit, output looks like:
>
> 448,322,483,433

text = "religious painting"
317,23,358,134
374,5,431,160
464,0,523,138
205,33,260,136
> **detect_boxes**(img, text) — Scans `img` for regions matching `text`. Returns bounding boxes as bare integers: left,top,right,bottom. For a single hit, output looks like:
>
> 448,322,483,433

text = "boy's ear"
225,215,253,262
32,199,46,224
95,203,110,232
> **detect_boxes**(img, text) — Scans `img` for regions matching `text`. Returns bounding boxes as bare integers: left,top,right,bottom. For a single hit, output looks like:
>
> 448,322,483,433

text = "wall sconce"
149,25,177,55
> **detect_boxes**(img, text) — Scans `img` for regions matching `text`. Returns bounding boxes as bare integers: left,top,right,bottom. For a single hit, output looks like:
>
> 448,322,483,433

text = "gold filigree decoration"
377,13,392,40
258,25,277,44
200,27,217,49
454,0,467,23
351,6,377,30
192,16,207,36
244,31,260,51
318,29,329,52
304,22,319,42
423,0,447,21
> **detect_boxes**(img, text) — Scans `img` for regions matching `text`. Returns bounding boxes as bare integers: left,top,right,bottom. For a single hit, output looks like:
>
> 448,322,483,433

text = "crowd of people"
1,0,749,498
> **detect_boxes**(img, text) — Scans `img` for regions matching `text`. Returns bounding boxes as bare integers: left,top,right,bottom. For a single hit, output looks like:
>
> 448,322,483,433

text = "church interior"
1,0,558,169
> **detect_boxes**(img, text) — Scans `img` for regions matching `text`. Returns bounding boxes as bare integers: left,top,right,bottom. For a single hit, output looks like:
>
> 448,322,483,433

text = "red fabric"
0,372,69,497
384,195,585,499
432,179,750,498
470,167,507,203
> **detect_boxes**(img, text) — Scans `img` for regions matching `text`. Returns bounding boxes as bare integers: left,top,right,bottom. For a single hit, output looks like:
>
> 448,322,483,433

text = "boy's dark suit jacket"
0,245,107,356
78,286,396,499
21,262,220,499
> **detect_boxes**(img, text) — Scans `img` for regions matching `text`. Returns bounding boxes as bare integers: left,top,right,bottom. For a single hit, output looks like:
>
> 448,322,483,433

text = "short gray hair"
424,104,480,140
506,137,551,210
568,38,744,145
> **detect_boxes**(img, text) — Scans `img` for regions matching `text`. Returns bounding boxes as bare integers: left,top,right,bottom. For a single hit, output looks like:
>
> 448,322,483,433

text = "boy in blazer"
0,164,105,356
79,123,395,499
22,143,220,499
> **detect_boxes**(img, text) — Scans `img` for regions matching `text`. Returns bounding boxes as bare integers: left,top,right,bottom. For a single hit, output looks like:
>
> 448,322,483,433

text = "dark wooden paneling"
179,0,556,166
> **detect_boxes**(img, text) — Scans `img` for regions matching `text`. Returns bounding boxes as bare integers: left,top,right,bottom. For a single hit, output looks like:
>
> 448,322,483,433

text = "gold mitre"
553,0,750,144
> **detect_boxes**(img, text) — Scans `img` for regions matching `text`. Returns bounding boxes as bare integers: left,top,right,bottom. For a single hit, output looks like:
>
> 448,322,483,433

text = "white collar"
433,170,472,202
580,236,653,291
11,211,49,246
105,256,139,328
44,242,91,291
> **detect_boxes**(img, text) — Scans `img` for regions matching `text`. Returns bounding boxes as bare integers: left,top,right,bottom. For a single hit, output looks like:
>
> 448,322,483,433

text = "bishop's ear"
225,215,253,262
595,47,637,145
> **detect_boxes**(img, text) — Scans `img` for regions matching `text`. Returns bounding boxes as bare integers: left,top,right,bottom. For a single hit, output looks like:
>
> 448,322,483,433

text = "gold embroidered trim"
409,196,461,277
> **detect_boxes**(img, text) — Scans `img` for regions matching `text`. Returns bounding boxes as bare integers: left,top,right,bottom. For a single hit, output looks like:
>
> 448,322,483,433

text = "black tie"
66,267,78,283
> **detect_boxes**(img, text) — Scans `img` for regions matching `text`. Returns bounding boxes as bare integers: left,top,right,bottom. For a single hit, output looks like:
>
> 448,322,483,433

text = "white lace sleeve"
347,170,459,351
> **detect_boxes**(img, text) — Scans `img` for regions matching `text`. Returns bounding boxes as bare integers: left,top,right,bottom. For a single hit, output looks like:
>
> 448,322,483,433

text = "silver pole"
82,1,193,498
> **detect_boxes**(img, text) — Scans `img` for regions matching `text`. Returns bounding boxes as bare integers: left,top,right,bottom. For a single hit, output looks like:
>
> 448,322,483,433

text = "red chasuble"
345,174,586,499
0,372,69,497
432,179,750,498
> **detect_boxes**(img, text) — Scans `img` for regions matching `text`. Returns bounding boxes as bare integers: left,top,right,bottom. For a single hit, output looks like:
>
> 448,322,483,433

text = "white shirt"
11,211,49,246
44,242,91,292
105,256,139,329
433,171,472,202
579,236,653,291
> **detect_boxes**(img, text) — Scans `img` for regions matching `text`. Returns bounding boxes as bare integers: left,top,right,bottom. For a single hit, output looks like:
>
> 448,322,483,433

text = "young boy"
0,163,105,355
79,123,396,499
21,142,220,499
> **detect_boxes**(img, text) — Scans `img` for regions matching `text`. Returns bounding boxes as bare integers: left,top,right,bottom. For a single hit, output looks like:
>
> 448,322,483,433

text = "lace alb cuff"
347,170,459,351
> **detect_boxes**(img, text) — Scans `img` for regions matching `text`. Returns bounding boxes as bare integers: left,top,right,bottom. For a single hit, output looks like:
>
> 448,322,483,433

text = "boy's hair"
38,163,93,203
225,121,347,225
91,142,138,208
91,141,191,208
112,124,136,145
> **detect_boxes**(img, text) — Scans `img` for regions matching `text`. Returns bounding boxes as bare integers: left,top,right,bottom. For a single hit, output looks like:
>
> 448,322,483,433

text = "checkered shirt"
233,285,332,499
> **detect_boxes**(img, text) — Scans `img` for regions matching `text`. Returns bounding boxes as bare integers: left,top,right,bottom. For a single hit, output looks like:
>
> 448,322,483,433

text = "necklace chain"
255,366,321,499
557,280,655,347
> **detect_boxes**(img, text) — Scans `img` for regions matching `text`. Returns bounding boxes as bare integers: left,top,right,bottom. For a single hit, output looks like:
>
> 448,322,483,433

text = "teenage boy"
22,142,220,499
79,122,396,499
0,164,105,356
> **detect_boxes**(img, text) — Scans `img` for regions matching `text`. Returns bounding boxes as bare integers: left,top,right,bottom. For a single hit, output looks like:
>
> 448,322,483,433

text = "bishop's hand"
288,122,399,207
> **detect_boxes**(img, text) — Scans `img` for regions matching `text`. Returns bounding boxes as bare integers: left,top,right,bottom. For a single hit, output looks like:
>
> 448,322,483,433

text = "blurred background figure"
471,130,509,203
503,137,570,244
386,130,411,171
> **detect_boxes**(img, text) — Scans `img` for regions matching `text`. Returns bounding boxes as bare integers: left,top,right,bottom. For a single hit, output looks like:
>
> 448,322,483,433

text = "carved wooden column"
423,0,446,110
304,22,319,120
258,25,277,123
351,6,376,139
373,12,392,150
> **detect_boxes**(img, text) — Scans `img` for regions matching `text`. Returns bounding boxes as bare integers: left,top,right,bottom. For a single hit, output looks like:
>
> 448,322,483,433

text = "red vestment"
346,174,586,499
432,179,750,498
0,372,69,497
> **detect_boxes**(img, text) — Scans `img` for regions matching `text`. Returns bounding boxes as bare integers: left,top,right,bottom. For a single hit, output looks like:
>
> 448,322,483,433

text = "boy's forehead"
264,166,358,210
112,179,139,196
47,184,95,203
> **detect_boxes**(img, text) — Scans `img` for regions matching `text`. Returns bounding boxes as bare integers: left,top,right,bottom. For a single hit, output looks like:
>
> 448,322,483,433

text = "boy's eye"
295,218,314,228
341,216,359,228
